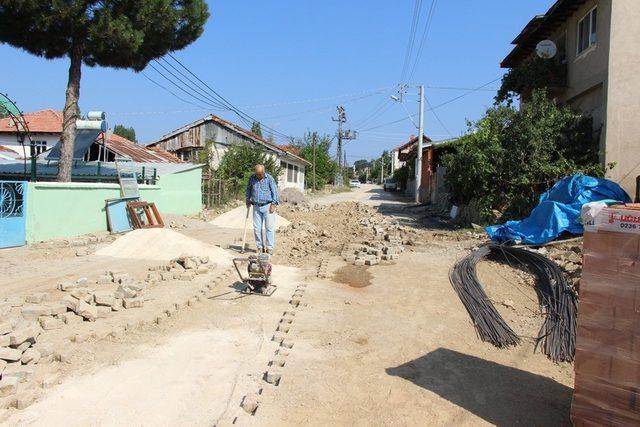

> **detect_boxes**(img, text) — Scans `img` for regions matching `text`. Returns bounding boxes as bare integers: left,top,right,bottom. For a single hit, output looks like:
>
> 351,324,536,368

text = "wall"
603,0,640,195
0,133,60,155
25,167,202,242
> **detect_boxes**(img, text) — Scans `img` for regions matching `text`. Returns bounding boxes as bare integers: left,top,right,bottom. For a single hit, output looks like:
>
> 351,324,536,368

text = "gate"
0,181,27,248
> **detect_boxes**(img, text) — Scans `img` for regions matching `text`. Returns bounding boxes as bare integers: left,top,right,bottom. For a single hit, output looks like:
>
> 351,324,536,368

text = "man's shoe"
267,248,274,255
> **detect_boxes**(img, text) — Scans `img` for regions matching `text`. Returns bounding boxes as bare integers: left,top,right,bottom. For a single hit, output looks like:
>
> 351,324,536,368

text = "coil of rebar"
449,243,577,363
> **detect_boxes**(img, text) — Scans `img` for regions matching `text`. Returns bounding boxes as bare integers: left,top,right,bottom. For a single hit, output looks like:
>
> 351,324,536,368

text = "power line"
400,0,423,83
356,76,501,132
140,72,210,111
425,95,453,138
407,0,438,82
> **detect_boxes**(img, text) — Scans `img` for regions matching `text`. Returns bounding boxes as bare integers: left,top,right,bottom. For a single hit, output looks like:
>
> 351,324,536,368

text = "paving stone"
180,272,196,281
75,300,98,321
115,285,137,299
8,325,40,347
160,272,173,281
61,295,79,311
15,341,30,353
47,303,67,316
39,317,64,331
276,325,290,333
271,356,286,367
60,312,82,325
96,275,112,285
0,335,9,347
0,377,18,398
112,273,131,284
25,293,47,304
122,298,144,309
70,289,92,303
21,348,40,365
196,266,209,275
15,391,36,409
241,393,259,414
2,364,35,382
281,340,294,349
93,291,117,308
0,360,6,375
264,370,282,385
20,305,51,321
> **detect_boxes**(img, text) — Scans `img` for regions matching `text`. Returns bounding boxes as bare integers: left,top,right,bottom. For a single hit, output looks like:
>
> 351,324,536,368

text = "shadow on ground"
386,348,572,426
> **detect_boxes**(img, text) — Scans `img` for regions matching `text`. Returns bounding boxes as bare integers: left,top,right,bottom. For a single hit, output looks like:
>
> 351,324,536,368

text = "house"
147,114,310,191
390,143,407,173
501,0,640,196
0,109,182,166
396,134,458,203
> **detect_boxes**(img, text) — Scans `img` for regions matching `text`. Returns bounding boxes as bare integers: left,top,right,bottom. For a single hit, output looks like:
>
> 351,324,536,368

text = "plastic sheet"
571,204,640,426
486,174,631,245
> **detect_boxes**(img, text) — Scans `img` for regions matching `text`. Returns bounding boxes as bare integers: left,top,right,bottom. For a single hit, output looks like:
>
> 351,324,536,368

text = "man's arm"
269,175,280,205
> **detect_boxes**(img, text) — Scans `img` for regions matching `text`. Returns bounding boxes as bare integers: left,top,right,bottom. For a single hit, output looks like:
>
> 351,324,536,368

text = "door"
0,181,27,248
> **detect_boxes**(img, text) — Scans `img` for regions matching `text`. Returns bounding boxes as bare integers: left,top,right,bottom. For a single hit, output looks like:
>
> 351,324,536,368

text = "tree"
251,121,263,138
369,150,391,184
113,124,137,142
442,89,606,221
353,159,370,171
0,1,209,181
217,143,282,198
293,132,337,190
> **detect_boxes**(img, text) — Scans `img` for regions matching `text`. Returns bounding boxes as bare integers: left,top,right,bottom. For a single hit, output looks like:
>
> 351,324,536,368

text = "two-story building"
502,0,640,197
147,114,310,191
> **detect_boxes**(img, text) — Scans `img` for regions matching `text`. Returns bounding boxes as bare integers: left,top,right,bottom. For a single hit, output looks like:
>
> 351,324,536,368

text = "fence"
201,173,245,209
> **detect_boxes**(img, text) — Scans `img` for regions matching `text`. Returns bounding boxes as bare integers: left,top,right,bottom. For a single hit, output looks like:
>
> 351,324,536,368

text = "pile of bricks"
571,205,640,425
146,255,213,283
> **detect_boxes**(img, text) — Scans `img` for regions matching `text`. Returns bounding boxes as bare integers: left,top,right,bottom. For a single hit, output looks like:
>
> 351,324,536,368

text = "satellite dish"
536,40,557,59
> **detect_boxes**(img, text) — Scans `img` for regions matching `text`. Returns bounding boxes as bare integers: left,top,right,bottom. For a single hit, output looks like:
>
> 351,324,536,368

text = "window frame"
576,6,597,57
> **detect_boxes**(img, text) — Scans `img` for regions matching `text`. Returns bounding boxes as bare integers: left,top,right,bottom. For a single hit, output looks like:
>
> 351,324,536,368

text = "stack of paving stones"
316,259,329,278
145,255,214,283
341,226,405,266
0,256,230,413
235,284,308,421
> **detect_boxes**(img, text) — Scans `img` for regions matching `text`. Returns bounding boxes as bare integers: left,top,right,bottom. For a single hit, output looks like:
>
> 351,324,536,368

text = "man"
246,164,280,254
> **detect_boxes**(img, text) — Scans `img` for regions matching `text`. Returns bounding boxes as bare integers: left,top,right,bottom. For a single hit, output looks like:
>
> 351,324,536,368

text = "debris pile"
275,202,416,266
280,188,307,206
146,255,214,282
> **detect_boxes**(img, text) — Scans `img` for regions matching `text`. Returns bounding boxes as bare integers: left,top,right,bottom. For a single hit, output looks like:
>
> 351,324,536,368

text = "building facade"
148,114,309,191
502,0,640,197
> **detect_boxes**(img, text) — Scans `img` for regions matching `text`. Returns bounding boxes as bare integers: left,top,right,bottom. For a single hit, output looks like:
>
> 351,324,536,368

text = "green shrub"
216,144,282,200
442,89,605,221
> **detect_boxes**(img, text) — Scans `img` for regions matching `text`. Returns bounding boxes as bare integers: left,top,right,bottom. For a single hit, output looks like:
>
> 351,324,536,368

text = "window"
287,163,294,182
30,140,47,156
293,165,299,183
577,7,597,55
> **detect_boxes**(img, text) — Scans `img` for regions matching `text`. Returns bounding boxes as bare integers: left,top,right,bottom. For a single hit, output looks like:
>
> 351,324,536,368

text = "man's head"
255,164,265,179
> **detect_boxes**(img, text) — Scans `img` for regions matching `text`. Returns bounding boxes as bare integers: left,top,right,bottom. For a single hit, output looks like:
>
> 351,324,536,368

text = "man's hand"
269,204,277,214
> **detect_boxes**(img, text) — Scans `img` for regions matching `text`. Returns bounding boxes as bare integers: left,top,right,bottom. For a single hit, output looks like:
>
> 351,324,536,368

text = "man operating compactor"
245,164,280,254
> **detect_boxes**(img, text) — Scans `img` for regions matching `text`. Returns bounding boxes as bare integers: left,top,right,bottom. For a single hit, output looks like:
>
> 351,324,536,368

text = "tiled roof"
0,109,63,134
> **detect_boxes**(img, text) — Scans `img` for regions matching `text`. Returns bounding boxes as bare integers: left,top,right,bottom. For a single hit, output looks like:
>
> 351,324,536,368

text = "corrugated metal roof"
105,133,182,163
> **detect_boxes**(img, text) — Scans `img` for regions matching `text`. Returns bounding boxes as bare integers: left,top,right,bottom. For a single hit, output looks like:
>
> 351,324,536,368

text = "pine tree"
113,124,137,143
251,121,263,137
0,1,209,181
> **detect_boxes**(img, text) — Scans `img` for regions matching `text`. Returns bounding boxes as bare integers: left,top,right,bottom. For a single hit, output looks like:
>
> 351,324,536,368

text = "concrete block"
39,317,64,331
196,266,209,275
271,356,286,367
180,272,196,281
281,340,294,349
264,370,282,385
61,295,79,311
15,341,30,353
75,300,98,321
272,333,286,344
47,303,67,316
25,293,47,304
122,298,144,309
70,289,92,303
2,364,35,382
0,377,18,398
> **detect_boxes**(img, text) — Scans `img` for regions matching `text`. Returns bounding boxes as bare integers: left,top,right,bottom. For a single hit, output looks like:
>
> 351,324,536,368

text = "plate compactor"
233,254,276,296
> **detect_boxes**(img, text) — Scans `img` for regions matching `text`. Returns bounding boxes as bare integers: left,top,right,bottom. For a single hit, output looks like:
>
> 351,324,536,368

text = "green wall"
25,167,202,242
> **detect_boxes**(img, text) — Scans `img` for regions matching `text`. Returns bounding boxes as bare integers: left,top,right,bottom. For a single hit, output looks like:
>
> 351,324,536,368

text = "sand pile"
95,228,233,264
209,205,290,230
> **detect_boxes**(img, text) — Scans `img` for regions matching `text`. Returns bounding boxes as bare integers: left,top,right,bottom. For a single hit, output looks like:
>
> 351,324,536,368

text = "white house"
147,114,310,191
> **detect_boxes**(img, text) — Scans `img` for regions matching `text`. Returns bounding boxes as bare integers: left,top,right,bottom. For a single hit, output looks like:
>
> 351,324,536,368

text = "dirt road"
1,185,574,426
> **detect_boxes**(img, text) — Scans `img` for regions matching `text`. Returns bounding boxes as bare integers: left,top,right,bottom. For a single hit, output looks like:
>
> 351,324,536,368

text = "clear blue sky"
0,0,555,162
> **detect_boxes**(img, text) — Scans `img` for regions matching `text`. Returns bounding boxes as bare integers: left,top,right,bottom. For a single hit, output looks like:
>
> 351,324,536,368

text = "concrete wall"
604,0,640,195
25,167,202,242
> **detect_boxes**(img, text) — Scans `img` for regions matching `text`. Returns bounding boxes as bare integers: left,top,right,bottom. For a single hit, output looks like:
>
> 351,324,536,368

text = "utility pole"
343,150,347,178
416,85,425,204
312,132,317,192
380,154,384,184
332,106,357,186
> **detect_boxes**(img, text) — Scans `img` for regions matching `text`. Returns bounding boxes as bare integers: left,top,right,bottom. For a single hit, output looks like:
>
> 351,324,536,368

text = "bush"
393,165,409,190
442,89,605,221
216,144,282,200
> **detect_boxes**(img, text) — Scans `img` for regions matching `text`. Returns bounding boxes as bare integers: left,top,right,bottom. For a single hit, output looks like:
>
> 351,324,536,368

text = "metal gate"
0,181,27,248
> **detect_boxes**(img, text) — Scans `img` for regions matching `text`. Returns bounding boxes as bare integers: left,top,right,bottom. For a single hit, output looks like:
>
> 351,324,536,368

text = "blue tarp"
486,174,631,245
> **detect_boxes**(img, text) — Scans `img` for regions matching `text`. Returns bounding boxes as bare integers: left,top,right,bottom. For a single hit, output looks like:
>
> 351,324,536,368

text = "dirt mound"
280,188,307,205
333,265,372,288
209,205,291,230
95,228,233,264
